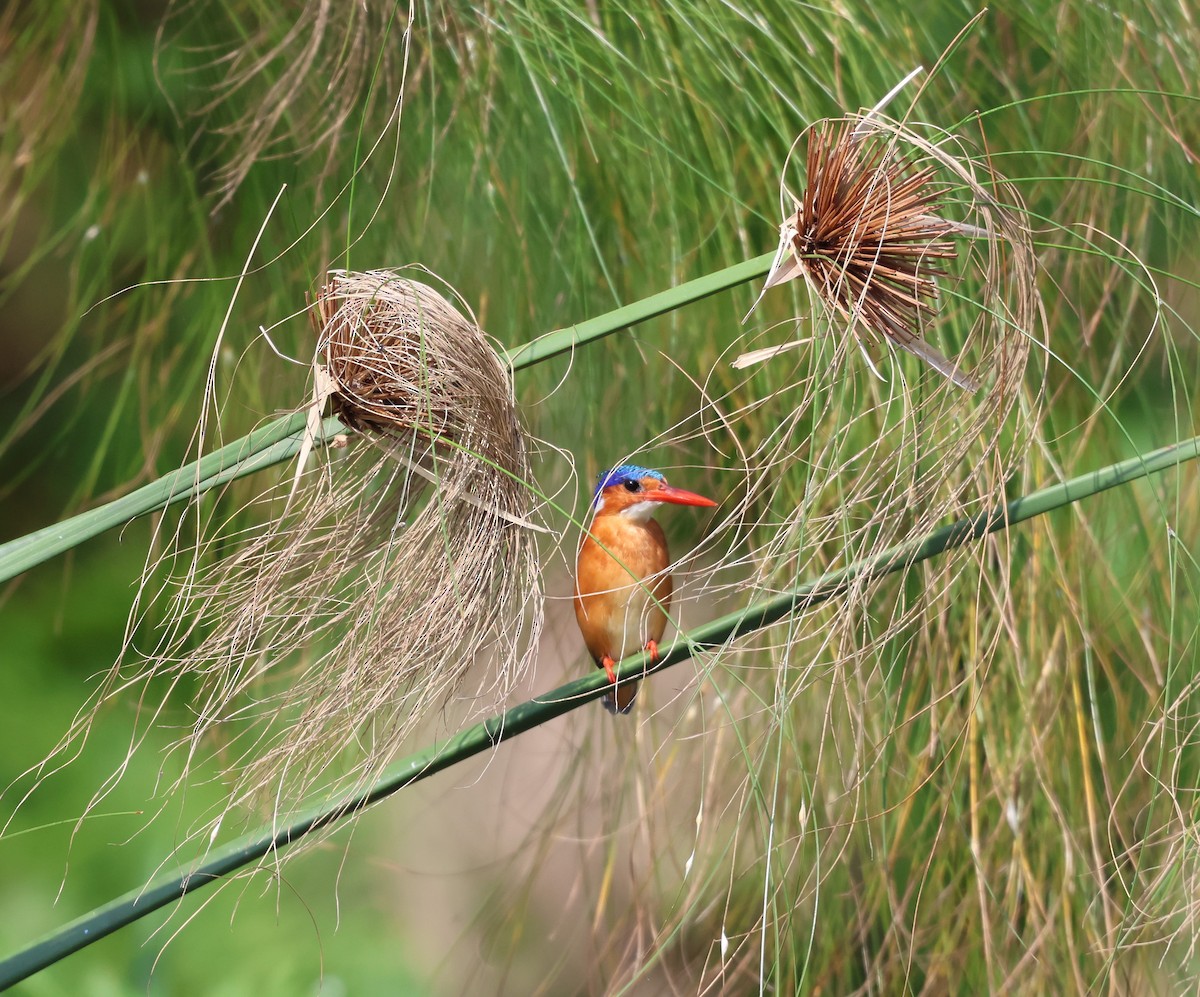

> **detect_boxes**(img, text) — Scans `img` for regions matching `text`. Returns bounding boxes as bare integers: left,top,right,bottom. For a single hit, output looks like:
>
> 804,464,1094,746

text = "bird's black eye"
624,479,642,493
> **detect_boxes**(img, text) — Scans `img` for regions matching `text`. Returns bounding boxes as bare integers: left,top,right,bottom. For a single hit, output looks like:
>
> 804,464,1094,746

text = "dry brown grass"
742,109,1036,396
755,118,972,388
162,0,408,209
20,270,547,851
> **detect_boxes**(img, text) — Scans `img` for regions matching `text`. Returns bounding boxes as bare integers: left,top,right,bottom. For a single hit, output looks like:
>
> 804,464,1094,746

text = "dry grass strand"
15,270,547,859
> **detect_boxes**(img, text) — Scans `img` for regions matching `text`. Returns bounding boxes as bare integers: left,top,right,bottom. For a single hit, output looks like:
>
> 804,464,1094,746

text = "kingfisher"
573,464,717,714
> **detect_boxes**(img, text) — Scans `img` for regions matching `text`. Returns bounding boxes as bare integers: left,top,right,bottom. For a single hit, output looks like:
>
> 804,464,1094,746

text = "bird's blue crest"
593,464,664,503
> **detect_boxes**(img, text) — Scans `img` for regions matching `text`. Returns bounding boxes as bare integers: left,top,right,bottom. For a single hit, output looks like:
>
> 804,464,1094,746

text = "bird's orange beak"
649,484,718,508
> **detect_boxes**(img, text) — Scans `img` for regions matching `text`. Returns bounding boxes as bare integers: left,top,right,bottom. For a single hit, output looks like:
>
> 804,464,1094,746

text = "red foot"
601,655,617,683
645,640,660,665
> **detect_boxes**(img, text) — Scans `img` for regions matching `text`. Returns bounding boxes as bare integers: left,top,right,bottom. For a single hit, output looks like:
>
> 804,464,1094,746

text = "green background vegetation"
2,1,1198,993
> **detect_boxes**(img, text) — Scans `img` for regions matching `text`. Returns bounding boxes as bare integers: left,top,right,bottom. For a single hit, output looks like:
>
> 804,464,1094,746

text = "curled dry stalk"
15,270,545,851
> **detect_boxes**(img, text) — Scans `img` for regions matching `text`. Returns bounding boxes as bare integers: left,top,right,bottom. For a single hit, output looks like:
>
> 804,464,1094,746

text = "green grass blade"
2,432,1195,990
503,252,774,368
0,413,313,582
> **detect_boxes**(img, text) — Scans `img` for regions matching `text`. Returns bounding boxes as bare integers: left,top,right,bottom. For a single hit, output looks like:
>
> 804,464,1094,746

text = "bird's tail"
602,679,639,715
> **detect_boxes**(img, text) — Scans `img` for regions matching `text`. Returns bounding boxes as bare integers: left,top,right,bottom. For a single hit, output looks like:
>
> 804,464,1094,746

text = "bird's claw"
645,639,659,665
602,655,617,683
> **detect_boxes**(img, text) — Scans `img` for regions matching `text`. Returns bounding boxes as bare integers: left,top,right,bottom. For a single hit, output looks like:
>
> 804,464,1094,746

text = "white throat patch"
620,500,658,523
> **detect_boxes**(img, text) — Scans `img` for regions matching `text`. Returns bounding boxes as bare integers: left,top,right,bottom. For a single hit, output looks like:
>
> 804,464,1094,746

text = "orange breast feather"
573,515,673,666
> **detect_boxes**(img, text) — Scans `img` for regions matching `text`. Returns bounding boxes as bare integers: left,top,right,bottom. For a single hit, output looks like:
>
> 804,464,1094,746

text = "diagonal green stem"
0,413,314,582
2,432,1195,990
502,252,774,368
0,253,774,585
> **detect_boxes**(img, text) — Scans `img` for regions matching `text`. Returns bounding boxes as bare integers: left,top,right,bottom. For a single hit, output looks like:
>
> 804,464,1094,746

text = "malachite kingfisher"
573,464,717,714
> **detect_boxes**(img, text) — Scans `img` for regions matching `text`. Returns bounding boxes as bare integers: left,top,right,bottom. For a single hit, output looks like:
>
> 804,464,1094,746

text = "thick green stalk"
0,253,774,585
502,252,774,368
2,432,1195,989
0,413,312,582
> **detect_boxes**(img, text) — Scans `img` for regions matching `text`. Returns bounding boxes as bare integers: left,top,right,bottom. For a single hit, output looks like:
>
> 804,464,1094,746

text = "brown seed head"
314,272,521,462
794,119,956,349
754,115,995,391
